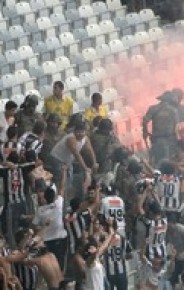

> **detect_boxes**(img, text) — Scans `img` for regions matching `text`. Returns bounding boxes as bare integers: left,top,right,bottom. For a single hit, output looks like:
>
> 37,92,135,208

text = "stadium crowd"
0,81,184,290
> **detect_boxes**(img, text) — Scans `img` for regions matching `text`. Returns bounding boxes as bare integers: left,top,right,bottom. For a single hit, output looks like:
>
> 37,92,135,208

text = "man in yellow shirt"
44,81,74,129
84,92,108,124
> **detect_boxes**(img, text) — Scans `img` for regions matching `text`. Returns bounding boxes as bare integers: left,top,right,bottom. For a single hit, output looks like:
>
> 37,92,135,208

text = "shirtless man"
26,243,64,290
2,229,64,290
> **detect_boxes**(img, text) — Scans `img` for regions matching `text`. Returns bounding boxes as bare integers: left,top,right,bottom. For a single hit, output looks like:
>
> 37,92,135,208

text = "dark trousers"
108,272,127,290
170,259,184,286
45,237,67,271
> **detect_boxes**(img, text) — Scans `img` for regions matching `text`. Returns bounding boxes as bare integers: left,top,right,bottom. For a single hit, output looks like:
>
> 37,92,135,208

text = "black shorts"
45,237,67,271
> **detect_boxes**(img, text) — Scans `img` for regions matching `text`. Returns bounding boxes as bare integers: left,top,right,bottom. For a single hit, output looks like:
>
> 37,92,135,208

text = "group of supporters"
0,81,184,290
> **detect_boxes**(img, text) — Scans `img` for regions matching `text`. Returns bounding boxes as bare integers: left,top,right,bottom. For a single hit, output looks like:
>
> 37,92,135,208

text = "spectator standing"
51,122,97,194
19,120,46,160
0,100,18,143
44,81,74,130
143,91,179,166
100,184,126,238
90,118,120,173
85,93,108,124
0,152,36,247
15,95,43,137
40,113,65,178
32,166,67,271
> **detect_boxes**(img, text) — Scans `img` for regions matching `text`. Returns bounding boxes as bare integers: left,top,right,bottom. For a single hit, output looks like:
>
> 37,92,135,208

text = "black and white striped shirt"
1,247,38,290
19,132,43,157
144,217,167,261
1,141,22,162
157,174,181,212
65,212,85,254
0,162,35,204
104,233,131,277
14,262,38,290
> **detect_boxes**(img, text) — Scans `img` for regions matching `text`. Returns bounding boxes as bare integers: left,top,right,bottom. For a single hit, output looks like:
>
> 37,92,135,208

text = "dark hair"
74,121,86,131
70,197,81,212
15,228,29,245
32,120,46,136
127,159,142,175
5,100,17,111
54,81,64,90
44,187,56,204
92,116,103,128
46,113,61,125
67,113,84,129
7,151,19,164
6,125,18,140
98,118,113,132
159,160,175,175
83,237,98,260
92,92,102,104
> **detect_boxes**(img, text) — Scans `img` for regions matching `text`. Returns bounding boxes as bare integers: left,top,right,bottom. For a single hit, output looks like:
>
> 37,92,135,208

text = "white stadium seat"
109,39,124,53
82,47,97,61
42,61,58,74
87,24,101,37
79,5,94,18
1,74,16,88
79,72,94,85
148,27,164,41
18,45,34,60
55,56,71,70
5,49,21,63
11,94,25,106
59,32,75,46
65,76,81,90
44,0,60,7
37,17,53,30
96,43,111,57
46,37,61,50
16,2,32,15
92,67,107,81
30,0,45,11
103,87,118,103
50,13,67,26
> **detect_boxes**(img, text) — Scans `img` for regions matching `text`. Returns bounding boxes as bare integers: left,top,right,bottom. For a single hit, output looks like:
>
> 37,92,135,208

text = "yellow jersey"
84,105,108,123
44,96,74,129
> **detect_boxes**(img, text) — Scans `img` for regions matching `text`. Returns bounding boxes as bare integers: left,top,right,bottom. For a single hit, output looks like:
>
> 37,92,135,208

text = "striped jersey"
157,174,181,211
0,162,35,204
64,212,85,254
1,247,38,290
100,196,125,237
80,208,92,232
1,141,22,162
14,263,38,290
144,217,167,261
19,132,43,157
104,233,131,276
